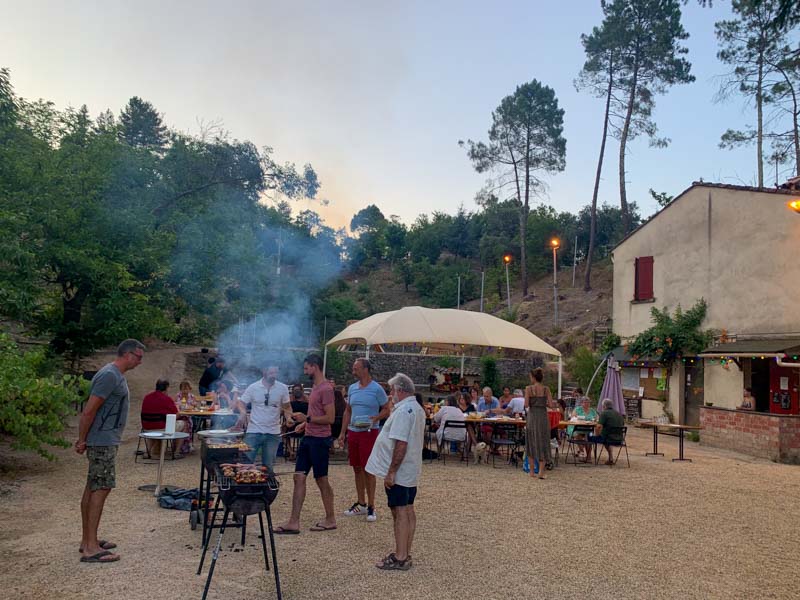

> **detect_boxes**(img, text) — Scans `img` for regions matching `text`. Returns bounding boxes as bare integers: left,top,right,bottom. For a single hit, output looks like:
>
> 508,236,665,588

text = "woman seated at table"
175,379,197,409
458,392,479,445
568,395,597,461
433,395,468,450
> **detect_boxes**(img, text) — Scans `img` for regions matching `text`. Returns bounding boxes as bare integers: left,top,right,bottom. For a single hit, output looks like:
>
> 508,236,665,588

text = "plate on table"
141,431,166,438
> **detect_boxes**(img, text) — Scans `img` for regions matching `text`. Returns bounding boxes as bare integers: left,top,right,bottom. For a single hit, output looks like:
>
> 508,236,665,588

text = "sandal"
78,540,116,552
376,553,411,571
80,550,120,563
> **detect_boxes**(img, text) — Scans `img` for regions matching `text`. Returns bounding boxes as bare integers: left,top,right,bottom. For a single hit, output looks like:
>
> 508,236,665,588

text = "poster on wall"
622,368,640,391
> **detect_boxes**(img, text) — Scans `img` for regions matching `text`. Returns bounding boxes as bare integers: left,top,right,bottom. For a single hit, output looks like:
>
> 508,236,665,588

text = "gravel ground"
1,347,799,599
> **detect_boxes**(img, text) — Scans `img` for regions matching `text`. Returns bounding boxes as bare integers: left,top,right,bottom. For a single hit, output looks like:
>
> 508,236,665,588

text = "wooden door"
683,361,704,426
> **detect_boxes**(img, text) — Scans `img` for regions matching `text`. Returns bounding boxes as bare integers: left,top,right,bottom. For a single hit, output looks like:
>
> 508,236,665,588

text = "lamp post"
551,238,560,327
502,253,513,312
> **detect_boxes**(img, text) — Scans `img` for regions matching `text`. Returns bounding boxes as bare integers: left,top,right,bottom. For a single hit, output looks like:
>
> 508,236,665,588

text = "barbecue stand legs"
265,507,283,600
258,512,270,571
201,507,230,600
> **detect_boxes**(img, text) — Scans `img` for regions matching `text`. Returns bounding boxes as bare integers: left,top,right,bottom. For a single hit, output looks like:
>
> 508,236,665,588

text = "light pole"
551,238,560,327
502,253,513,312
457,274,461,309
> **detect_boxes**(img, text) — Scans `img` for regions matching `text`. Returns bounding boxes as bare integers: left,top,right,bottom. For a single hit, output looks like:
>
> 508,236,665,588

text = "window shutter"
635,256,654,301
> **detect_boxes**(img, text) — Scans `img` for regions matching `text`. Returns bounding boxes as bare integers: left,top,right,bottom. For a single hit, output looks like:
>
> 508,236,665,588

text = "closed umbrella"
599,357,625,416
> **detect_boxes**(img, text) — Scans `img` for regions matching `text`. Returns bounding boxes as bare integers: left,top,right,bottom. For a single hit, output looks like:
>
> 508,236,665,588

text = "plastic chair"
436,421,470,465
594,426,629,467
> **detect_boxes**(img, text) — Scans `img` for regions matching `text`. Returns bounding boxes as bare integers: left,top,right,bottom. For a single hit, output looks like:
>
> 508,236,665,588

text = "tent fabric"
325,306,561,357
699,338,800,357
599,357,625,416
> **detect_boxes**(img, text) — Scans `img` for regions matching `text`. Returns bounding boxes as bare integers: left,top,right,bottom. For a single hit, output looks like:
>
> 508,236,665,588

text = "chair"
490,423,521,468
437,421,470,466
594,426,629,467
135,413,179,463
564,423,596,466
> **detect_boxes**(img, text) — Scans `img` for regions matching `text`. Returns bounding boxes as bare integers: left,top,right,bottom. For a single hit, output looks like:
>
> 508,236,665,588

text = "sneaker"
367,506,377,522
344,502,367,516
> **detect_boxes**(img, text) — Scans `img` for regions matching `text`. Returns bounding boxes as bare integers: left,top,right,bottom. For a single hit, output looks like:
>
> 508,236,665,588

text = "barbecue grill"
197,464,283,600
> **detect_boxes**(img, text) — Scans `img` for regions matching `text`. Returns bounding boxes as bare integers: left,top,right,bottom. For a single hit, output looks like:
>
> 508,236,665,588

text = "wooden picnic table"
639,421,703,462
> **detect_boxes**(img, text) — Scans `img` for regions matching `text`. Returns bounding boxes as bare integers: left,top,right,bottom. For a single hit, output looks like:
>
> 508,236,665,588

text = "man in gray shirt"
75,339,145,563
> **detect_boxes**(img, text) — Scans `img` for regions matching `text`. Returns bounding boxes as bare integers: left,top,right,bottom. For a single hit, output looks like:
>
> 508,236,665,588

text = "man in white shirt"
238,366,294,467
366,372,425,571
505,389,526,416
432,395,466,446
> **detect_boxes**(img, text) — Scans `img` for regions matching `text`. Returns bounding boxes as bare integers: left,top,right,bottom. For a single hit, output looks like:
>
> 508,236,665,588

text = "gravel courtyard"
1,347,798,599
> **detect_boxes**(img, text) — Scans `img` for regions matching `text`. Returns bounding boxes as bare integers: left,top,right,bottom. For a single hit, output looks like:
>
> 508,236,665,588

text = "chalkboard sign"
624,396,642,419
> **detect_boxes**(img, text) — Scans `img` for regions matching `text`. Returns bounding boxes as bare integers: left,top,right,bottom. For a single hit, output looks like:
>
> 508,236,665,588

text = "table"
640,422,703,462
179,409,217,440
137,431,190,496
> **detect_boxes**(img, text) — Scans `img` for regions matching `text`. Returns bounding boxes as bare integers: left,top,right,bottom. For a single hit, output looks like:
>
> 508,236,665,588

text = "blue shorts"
295,436,332,479
385,484,417,508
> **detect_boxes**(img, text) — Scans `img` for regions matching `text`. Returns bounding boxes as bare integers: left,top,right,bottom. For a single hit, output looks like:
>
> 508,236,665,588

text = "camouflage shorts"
86,446,117,491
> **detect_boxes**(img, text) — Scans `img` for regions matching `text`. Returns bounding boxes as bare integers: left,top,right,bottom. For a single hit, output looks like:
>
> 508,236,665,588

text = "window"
634,256,654,301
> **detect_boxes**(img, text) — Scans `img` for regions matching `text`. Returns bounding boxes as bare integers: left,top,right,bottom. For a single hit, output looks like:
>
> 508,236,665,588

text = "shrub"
0,334,87,459
481,355,500,395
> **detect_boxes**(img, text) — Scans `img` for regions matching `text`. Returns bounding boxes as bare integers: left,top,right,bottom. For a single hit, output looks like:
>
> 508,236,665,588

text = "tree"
604,0,694,233
119,96,168,150
349,204,387,268
649,188,674,208
462,80,567,296
576,6,625,290
716,1,796,185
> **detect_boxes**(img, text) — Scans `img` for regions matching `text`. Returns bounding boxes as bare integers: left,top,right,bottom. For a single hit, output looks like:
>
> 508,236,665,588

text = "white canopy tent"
324,306,563,398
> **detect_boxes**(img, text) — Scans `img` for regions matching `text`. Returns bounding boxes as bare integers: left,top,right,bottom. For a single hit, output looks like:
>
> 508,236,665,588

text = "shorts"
347,429,379,468
385,484,417,508
295,435,332,479
86,446,117,491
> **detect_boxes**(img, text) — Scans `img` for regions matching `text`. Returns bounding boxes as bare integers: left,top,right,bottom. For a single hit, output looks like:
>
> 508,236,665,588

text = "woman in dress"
525,368,554,479
173,380,195,453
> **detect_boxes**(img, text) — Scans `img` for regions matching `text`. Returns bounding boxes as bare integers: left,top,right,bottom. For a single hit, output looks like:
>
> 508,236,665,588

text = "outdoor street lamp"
502,253,513,312
790,199,800,214
551,238,560,327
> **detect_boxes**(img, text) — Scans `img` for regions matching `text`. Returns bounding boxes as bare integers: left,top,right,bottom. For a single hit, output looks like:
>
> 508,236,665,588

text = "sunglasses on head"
264,392,271,406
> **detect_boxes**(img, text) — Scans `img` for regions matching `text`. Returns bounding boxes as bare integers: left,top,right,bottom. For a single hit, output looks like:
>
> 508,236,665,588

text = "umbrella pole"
587,352,611,397
558,356,562,400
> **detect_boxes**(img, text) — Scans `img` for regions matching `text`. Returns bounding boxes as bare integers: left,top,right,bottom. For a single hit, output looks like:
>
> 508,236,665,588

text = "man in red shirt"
274,354,337,534
141,380,186,455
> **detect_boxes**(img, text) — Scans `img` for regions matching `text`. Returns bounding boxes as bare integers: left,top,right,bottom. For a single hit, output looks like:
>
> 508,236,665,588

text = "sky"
0,0,780,230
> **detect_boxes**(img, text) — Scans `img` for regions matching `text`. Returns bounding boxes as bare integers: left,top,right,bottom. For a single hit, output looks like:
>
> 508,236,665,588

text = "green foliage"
565,346,605,400
649,189,674,208
599,332,622,354
0,334,87,459
500,304,519,323
435,356,458,369
481,355,500,395
323,347,349,383
626,299,714,367
313,295,363,341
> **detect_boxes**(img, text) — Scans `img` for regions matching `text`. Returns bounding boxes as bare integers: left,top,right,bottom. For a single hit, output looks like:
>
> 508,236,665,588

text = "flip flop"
78,540,116,552
80,550,120,563
309,522,337,532
273,526,300,535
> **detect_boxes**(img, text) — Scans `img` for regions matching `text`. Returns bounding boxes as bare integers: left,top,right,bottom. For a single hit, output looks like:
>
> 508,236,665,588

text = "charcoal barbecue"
197,463,283,600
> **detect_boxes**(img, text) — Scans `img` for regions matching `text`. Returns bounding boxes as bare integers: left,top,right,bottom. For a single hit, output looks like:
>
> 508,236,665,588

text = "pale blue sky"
1,0,773,229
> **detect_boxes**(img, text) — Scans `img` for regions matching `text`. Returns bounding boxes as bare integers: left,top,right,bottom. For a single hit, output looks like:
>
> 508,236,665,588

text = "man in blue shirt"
477,386,501,444
338,358,390,522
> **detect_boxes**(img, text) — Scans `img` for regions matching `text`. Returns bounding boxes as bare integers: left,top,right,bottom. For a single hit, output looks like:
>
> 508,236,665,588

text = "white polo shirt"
366,396,426,487
241,379,290,435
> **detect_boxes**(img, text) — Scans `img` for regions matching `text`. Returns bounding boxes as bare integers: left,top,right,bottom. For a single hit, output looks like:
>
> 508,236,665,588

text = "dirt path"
1,346,799,599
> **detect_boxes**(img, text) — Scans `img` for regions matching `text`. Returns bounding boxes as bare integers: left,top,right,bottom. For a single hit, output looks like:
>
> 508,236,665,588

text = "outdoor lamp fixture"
502,253,513,312
789,199,800,214
551,238,560,327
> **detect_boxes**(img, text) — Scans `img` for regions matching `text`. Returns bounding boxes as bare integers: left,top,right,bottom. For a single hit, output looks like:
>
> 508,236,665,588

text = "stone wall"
699,406,800,464
335,351,544,388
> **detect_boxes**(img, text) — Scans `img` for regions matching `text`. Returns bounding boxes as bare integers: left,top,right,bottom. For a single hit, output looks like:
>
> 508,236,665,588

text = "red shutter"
635,256,654,301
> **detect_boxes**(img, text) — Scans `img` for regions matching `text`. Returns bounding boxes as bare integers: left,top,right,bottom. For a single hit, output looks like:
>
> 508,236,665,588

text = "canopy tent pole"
558,356,563,400
365,345,370,360
460,354,465,377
